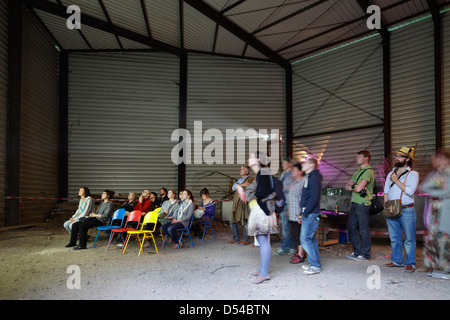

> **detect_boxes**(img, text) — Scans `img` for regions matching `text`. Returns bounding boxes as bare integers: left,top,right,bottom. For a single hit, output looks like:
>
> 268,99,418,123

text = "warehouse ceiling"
22,0,450,65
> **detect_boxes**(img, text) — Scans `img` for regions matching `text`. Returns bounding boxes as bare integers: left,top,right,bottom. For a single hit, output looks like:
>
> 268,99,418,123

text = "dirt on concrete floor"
0,214,449,302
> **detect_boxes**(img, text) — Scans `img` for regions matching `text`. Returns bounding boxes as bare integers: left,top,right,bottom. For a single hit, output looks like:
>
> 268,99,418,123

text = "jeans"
63,220,75,234
255,234,272,276
230,220,248,242
347,203,371,259
280,207,294,251
300,213,321,270
161,222,184,244
386,206,417,267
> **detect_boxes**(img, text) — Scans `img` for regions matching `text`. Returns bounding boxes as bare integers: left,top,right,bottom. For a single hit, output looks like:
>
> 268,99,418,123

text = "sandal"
289,254,305,264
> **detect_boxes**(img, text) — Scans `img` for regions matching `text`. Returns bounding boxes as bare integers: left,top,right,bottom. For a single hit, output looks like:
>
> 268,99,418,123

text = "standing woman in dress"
237,151,277,284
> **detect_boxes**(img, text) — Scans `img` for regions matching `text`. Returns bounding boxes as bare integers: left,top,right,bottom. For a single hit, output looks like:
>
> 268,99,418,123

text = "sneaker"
303,267,321,275
288,249,297,255
346,253,368,261
117,243,123,248
274,248,288,256
302,264,311,270
346,252,357,260
431,270,450,280
355,255,369,261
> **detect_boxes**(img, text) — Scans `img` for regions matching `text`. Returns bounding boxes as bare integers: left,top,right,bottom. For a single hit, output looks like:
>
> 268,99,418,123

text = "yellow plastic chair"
122,209,159,256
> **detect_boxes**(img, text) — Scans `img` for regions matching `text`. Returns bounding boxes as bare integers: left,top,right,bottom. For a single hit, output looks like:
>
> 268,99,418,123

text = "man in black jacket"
299,157,323,275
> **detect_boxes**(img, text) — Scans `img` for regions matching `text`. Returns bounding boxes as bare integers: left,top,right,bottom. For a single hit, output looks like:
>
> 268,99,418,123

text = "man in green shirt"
344,150,374,261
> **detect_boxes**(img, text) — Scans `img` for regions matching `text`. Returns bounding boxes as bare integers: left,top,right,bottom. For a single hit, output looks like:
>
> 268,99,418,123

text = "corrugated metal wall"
443,11,450,148
0,0,8,226
68,52,180,197
390,17,435,174
292,35,385,187
19,10,59,224
186,54,286,199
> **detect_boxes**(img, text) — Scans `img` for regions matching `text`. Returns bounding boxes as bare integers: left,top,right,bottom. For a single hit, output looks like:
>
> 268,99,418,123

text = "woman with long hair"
63,187,94,234
237,152,277,284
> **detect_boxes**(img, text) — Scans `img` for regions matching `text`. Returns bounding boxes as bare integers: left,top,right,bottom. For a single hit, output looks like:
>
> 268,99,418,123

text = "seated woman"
158,189,179,225
160,190,194,249
122,192,137,214
142,189,180,249
63,187,94,234
66,190,115,250
192,188,216,238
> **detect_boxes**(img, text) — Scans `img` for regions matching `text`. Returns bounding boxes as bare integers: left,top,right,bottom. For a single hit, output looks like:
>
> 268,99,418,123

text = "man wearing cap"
383,146,419,273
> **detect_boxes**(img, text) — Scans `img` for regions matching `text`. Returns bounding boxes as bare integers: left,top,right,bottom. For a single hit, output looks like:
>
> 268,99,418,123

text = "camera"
359,189,368,197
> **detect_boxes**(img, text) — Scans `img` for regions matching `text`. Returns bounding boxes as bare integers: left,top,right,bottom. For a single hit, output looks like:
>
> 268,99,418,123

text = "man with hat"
383,146,419,273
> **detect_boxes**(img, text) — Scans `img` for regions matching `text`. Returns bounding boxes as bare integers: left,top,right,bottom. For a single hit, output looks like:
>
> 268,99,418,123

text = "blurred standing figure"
238,152,277,284
420,151,450,280
287,163,307,264
383,147,419,273
274,158,296,256
229,165,254,245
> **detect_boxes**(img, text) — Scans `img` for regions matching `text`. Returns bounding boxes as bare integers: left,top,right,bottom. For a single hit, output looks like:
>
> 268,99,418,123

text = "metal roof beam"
280,0,410,55
252,0,328,35
356,0,388,34
21,0,182,55
140,0,152,39
55,0,92,50
98,0,123,49
221,0,247,14
183,0,289,68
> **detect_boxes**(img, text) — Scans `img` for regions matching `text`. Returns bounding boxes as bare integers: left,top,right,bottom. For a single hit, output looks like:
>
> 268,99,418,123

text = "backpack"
269,175,286,214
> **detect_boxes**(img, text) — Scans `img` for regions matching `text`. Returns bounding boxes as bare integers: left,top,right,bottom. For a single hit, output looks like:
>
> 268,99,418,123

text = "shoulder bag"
355,168,383,216
383,171,411,219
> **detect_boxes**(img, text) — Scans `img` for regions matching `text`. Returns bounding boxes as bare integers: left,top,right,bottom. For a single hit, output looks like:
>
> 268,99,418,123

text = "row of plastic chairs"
93,207,215,256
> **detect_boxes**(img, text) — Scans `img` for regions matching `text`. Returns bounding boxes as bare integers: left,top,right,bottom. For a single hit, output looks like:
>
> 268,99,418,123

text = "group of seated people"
64,187,216,250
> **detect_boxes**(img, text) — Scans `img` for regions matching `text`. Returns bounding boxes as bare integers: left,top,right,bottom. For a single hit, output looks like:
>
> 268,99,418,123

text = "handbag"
383,171,411,219
194,209,205,219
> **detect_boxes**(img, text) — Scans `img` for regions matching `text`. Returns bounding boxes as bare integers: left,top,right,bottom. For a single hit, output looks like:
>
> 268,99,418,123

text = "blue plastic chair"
162,214,195,251
93,208,126,248
201,215,215,241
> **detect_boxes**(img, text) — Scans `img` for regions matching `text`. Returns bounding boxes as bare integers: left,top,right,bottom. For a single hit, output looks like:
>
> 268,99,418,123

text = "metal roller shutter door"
293,127,385,188
19,11,60,223
68,52,180,197
0,0,7,225
186,54,285,199
292,35,384,187
443,11,450,148
390,17,435,175
292,35,384,137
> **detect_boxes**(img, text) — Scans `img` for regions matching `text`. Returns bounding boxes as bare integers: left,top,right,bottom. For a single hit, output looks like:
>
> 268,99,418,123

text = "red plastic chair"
106,210,141,250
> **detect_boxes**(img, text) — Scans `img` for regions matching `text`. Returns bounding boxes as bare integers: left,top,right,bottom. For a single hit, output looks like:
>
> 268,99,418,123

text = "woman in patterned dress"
420,151,450,280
